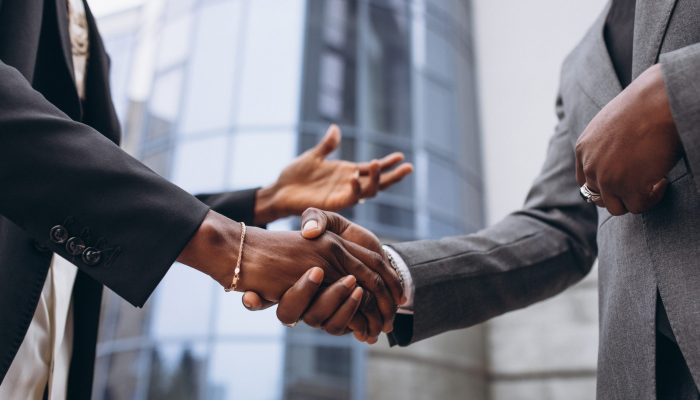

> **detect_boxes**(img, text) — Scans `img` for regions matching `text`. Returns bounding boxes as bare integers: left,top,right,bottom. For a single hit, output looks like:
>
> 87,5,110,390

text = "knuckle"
582,164,596,180
303,314,323,328
370,273,384,292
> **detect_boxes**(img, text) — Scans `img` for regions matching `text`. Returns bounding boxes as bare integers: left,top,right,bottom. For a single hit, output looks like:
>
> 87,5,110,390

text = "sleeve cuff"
660,43,700,193
383,244,414,314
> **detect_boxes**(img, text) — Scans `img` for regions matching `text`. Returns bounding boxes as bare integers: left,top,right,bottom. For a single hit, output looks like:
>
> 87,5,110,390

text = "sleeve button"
66,237,86,256
82,248,102,266
49,225,69,244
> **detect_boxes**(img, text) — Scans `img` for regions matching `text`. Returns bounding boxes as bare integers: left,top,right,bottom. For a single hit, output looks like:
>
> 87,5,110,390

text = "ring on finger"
579,183,602,203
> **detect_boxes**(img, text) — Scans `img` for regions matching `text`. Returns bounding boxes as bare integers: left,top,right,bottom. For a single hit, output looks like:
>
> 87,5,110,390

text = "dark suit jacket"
0,0,259,397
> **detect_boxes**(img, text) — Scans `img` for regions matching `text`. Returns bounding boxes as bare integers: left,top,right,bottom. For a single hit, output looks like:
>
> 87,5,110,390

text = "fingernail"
309,268,323,284
343,275,357,289
351,287,363,301
303,220,318,232
243,299,252,309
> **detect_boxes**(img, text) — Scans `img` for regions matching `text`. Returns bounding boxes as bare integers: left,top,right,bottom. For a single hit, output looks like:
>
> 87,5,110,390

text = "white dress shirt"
0,1,88,399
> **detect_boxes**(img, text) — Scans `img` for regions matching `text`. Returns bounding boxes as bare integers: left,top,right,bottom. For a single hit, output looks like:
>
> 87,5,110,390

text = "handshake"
245,208,403,343
181,208,404,344
177,125,412,343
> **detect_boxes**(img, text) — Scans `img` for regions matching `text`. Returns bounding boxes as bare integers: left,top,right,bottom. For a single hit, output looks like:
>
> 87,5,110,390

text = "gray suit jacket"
390,1,700,398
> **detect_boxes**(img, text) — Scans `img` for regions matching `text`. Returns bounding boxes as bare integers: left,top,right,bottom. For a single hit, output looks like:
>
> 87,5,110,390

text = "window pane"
147,343,209,399
422,78,455,155
235,0,305,127
213,289,284,337
180,2,242,135
283,342,352,400
363,4,412,136
149,68,184,122
228,131,295,189
171,135,228,193
150,264,216,339
207,343,284,400
156,15,193,70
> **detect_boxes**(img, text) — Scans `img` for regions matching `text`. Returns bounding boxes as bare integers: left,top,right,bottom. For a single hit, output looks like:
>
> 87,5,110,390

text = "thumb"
301,208,329,239
313,124,341,157
300,208,351,239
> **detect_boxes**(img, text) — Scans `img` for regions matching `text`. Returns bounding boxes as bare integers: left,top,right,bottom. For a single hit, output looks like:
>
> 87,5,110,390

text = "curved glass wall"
93,1,482,399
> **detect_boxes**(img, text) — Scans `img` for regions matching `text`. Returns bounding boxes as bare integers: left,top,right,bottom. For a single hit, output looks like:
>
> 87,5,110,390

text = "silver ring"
579,184,602,203
282,321,298,328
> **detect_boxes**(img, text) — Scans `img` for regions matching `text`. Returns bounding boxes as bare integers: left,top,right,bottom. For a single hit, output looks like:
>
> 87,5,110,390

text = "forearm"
389,206,597,345
253,184,289,226
0,60,208,307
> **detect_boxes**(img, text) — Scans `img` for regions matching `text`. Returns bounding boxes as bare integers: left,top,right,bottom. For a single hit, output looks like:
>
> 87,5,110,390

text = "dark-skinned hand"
575,64,682,215
243,208,397,343
177,210,402,337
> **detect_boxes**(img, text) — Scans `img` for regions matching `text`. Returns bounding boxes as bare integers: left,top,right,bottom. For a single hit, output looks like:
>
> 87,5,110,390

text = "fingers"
342,238,404,309
337,243,396,333
379,163,414,190
313,124,341,157
275,267,325,325
242,291,275,311
599,188,627,216
349,314,368,341
321,287,364,336
359,291,384,338
358,161,381,199
358,153,414,192
302,275,357,329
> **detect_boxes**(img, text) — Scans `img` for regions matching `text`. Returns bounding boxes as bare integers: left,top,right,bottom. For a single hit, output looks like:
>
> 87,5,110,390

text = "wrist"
637,64,678,133
177,211,241,288
254,183,288,225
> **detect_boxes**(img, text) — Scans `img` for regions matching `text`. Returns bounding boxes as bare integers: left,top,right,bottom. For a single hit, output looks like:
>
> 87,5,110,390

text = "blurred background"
88,0,606,399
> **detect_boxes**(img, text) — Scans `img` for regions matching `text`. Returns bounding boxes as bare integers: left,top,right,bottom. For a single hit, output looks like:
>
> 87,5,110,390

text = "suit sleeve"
196,188,260,227
388,90,599,346
0,60,211,307
660,42,700,195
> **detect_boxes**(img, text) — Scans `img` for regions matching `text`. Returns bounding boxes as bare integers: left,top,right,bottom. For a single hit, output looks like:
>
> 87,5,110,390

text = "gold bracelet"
224,222,246,292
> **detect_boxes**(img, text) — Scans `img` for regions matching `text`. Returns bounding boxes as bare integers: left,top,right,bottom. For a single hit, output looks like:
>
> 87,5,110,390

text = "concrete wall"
473,1,606,399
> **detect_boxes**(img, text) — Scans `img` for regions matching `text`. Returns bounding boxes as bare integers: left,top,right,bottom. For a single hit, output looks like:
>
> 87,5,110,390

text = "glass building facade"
93,0,482,399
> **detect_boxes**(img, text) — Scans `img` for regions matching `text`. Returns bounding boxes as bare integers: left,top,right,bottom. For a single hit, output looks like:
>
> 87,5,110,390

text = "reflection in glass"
364,2,412,136
207,343,284,400
235,0,305,127
180,1,242,135
228,132,296,190
156,15,193,70
95,0,483,399
171,135,228,193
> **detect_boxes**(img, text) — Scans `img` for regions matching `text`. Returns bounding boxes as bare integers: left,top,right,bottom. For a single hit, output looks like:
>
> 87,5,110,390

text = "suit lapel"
576,1,622,110
632,0,678,78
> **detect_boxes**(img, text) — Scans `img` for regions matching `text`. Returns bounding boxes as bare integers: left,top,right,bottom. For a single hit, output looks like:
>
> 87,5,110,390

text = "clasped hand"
574,64,682,215
243,208,391,343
